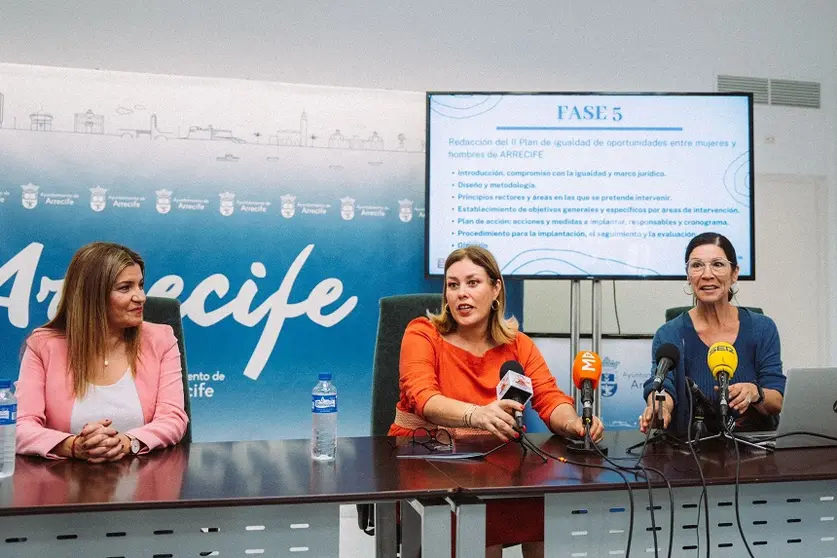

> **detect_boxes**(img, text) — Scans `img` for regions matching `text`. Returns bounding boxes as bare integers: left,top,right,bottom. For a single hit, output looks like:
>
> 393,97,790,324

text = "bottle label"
0,403,17,426
312,395,337,414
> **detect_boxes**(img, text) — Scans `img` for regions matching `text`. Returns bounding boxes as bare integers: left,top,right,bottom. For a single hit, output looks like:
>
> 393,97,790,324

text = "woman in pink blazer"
16,242,188,461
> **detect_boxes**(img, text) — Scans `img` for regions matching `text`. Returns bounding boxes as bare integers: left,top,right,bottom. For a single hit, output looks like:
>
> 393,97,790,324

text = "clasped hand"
74,419,129,463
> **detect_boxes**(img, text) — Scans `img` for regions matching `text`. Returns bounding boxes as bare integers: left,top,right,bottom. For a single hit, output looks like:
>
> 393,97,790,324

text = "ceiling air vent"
717,75,769,104
769,79,820,108
717,75,821,108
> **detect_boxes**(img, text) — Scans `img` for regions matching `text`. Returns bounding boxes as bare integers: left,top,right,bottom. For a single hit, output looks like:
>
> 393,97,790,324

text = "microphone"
707,342,738,419
496,360,533,429
571,351,602,426
651,343,680,392
685,377,716,418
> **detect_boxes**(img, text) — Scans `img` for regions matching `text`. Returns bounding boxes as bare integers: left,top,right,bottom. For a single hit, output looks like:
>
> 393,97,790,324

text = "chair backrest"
665,305,764,322
369,294,441,436
143,296,192,443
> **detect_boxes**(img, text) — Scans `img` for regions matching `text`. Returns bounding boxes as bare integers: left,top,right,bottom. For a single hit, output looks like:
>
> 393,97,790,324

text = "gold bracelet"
463,404,477,427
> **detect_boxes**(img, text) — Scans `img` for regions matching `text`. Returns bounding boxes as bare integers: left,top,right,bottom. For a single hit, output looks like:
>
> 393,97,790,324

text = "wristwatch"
126,433,141,455
752,383,765,406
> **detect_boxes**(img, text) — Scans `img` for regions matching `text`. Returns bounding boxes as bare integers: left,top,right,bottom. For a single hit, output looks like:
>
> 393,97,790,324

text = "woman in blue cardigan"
639,232,786,436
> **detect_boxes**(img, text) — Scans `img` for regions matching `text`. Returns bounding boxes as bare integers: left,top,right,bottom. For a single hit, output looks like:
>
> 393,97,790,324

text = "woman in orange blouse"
389,245,604,558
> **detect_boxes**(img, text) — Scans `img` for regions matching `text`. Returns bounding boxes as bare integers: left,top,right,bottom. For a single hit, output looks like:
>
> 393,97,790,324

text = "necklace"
105,339,125,367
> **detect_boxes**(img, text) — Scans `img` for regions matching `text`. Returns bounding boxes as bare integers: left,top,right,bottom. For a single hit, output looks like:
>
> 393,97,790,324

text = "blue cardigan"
642,307,786,435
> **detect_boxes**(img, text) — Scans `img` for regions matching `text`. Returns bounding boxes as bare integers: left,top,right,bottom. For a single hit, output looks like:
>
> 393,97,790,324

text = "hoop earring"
491,299,499,311
729,283,739,302
682,282,694,296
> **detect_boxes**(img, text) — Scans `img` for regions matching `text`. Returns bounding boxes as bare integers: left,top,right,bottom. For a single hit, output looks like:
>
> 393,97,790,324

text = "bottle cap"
318,373,332,381
0,379,11,389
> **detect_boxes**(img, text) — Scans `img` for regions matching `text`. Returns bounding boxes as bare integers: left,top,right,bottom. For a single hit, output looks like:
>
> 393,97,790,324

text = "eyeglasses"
686,258,733,275
411,427,453,451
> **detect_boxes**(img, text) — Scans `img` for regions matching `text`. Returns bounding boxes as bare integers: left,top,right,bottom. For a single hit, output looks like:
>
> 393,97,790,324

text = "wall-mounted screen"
426,93,755,279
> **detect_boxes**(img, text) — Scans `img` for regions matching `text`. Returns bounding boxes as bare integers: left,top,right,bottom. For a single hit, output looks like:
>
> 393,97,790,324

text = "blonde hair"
33,242,144,398
428,245,518,345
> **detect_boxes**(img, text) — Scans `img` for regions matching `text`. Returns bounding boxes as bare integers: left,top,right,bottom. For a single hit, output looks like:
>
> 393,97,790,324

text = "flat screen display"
426,93,755,279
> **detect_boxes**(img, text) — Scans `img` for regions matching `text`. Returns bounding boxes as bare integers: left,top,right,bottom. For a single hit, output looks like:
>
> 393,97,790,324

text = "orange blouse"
388,317,573,436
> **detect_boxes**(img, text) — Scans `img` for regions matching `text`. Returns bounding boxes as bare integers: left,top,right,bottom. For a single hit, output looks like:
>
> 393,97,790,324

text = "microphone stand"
688,411,772,452
626,392,690,454
517,432,549,462
566,419,609,455
690,400,710,446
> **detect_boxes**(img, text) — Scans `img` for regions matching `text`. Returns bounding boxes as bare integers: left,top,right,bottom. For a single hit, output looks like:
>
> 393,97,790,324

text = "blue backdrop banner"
0,64,522,441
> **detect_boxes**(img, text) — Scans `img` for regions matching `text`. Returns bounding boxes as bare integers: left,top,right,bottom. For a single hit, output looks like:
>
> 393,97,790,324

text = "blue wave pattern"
502,249,661,277
430,95,503,120
722,150,751,206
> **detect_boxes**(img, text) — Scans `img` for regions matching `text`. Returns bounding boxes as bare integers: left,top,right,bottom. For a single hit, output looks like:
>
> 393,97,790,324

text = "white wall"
2,0,835,360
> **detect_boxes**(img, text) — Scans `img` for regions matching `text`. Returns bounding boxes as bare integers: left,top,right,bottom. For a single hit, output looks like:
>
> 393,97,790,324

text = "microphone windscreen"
707,342,738,379
499,360,525,380
571,351,602,389
655,343,680,366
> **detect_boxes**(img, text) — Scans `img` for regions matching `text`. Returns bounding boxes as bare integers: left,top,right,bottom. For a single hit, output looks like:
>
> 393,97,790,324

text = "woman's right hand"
470,400,522,442
76,419,124,462
639,395,673,433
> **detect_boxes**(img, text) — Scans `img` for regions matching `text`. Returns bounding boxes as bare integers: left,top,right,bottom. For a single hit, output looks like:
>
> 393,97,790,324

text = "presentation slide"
426,93,754,279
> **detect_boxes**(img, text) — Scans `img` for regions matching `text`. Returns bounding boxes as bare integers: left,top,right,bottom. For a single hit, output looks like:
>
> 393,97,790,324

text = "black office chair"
357,293,442,536
143,296,193,443
665,305,763,322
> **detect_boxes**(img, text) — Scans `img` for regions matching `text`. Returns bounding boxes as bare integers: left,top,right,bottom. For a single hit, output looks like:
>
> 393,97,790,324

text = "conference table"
0,438,458,558
0,433,835,558
430,431,837,557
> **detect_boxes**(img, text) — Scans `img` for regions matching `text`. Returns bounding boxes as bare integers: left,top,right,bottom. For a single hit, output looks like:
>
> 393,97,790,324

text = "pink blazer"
15,321,189,459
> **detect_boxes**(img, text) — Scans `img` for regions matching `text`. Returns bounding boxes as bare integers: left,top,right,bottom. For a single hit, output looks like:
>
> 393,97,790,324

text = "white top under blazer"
69,369,145,434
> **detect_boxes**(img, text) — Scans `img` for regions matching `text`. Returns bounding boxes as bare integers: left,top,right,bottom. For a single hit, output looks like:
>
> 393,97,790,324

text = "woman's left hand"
728,382,760,414
93,434,130,463
565,416,605,443
78,421,126,463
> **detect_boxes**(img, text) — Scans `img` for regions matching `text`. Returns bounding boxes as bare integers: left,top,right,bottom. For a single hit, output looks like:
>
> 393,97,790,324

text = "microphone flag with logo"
496,360,532,428
572,351,602,425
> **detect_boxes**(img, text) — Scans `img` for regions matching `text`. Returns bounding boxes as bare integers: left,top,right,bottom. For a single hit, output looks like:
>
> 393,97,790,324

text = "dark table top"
427,431,837,496
0,437,458,516
3,433,836,515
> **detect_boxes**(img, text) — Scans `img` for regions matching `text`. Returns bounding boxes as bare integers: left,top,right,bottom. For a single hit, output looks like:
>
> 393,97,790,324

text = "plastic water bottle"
0,379,17,479
311,373,337,461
